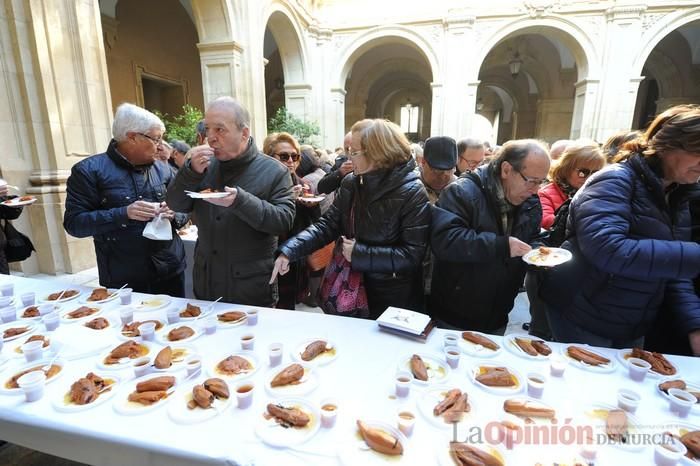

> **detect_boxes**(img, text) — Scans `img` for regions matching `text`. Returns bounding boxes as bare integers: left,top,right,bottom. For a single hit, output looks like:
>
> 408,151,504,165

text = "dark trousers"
130,272,186,298
546,305,644,349
525,271,552,340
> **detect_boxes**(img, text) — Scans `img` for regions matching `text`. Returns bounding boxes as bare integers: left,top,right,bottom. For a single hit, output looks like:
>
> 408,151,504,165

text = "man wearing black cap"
420,136,457,204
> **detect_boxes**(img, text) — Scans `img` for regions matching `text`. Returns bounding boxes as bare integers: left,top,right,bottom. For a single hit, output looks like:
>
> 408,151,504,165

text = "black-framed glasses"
577,168,598,178
459,155,481,169
138,133,163,145
275,152,300,162
513,167,547,188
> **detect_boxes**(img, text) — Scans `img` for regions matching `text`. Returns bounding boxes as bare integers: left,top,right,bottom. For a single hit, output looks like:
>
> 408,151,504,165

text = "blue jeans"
546,306,644,349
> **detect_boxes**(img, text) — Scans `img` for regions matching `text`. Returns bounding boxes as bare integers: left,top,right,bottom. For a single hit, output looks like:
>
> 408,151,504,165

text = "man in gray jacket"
166,97,294,306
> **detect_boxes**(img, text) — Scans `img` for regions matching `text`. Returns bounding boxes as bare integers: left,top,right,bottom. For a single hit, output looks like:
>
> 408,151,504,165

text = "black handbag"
2,219,35,262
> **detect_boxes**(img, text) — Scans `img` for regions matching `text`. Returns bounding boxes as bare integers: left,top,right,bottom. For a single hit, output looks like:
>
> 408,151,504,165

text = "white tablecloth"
0,275,698,466
178,226,197,299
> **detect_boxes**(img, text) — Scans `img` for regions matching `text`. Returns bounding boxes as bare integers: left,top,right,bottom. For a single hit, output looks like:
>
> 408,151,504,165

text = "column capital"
197,40,244,55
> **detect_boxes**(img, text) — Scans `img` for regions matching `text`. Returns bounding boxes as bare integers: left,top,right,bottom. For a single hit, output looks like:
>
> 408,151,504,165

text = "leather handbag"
306,241,334,271
317,205,369,318
2,219,35,262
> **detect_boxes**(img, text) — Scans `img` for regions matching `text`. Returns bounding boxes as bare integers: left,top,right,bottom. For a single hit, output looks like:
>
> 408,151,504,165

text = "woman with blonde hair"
271,119,431,319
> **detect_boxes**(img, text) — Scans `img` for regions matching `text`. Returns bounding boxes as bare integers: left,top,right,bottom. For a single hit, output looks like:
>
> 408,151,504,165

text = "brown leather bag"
307,242,334,271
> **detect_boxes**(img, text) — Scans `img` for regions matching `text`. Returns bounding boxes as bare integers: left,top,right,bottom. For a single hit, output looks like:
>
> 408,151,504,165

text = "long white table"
0,275,698,466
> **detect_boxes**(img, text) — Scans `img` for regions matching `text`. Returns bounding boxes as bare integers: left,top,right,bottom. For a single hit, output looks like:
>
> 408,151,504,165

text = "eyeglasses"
275,152,300,162
459,156,481,169
577,168,598,178
513,167,547,188
138,133,163,145
349,150,364,158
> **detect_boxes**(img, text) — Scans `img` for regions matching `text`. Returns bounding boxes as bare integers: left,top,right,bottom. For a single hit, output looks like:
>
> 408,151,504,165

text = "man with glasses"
456,138,486,176
430,139,550,334
166,97,294,307
64,103,187,296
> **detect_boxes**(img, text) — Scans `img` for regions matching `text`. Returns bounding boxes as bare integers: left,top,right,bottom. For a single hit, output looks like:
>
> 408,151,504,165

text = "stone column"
535,99,575,143
443,11,477,138
329,88,347,149
285,85,313,122
1,0,113,274
571,79,600,139
197,41,245,107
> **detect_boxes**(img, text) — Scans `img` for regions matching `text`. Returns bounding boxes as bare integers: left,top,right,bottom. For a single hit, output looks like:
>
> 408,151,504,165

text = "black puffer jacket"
0,199,23,274
279,159,431,317
430,165,542,333
64,140,186,288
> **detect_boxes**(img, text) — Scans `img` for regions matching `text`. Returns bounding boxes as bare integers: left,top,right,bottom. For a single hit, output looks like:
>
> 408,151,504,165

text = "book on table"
376,307,437,341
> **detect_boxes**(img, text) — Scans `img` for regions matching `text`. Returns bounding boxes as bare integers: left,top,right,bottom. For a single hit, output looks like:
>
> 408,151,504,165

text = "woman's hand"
341,236,355,262
270,254,291,284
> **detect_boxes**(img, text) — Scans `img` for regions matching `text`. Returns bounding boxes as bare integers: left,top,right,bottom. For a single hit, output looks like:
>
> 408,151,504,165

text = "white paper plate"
501,397,558,425
151,345,196,373
0,357,66,394
291,338,338,366
656,377,700,412
7,333,52,358
656,421,700,465
52,373,122,412
186,191,230,199
580,403,644,452
503,334,552,361
215,309,248,329
397,353,450,386
459,331,502,358
96,341,157,370
562,345,617,374
82,289,119,305
297,195,325,203
470,364,524,395
82,316,118,332
522,247,572,267
255,397,320,447
113,373,182,416
156,323,201,345
616,348,678,378
117,319,167,340
338,420,410,465
173,301,211,321
1,197,37,207
132,295,171,312
17,304,50,321
0,321,37,342
59,304,104,324
207,351,259,382
39,289,82,303
167,378,232,425
264,363,318,397
437,441,506,466
418,386,478,429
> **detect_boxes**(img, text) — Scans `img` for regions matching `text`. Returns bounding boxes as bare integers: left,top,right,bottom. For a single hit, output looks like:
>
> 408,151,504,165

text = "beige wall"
105,0,204,115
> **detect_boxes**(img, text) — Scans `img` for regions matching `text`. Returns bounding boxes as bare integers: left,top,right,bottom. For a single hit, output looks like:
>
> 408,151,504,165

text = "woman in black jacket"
270,119,431,319
0,180,24,274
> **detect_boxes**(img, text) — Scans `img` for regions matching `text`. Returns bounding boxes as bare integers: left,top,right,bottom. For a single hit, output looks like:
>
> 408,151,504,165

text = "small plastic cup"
444,346,461,369
236,382,255,409
119,288,133,305
0,296,12,307
0,283,14,296
17,370,46,402
246,309,258,326
443,333,459,348
20,292,35,307
185,355,201,378
395,371,412,398
43,311,60,331
200,315,216,335
133,357,152,377
320,398,339,428
38,303,55,316
268,343,283,367
527,372,546,399
240,334,255,350
654,434,688,466
138,322,156,341
628,358,651,382
550,356,567,377
668,388,695,418
617,388,640,414
397,409,416,436
119,307,134,325
21,340,45,363
166,307,181,324
0,306,17,323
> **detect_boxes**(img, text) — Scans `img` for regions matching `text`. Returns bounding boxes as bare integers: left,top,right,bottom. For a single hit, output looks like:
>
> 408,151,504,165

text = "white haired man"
64,103,187,296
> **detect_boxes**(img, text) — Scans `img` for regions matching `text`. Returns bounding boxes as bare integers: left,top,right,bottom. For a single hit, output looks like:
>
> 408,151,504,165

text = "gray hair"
494,139,549,171
112,103,164,142
208,97,250,130
457,137,484,154
170,139,191,154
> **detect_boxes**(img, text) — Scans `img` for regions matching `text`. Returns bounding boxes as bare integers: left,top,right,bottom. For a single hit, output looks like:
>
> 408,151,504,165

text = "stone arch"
189,0,236,43
261,3,309,85
472,15,599,82
335,25,440,89
632,6,700,77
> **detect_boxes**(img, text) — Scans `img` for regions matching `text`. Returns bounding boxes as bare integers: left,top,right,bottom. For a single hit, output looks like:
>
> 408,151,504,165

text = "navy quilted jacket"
542,153,700,340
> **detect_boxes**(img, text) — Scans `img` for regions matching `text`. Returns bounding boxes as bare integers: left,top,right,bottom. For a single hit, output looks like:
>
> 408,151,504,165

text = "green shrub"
155,104,203,146
267,107,320,146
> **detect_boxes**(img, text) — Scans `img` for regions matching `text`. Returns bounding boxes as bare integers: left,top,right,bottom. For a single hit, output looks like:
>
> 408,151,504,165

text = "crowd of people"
54,97,700,357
